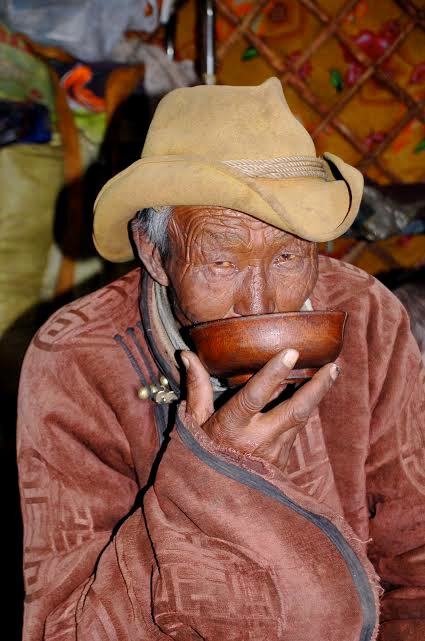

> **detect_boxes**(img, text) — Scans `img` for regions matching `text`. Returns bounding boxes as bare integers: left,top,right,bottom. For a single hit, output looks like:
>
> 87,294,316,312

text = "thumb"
181,351,214,425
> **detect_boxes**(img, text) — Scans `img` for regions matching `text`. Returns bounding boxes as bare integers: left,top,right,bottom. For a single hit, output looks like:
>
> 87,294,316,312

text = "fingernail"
330,364,340,381
282,349,299,368
181,355,190,370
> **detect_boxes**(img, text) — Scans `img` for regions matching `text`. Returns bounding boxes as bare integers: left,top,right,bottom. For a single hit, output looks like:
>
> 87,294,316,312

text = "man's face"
162,206,318,326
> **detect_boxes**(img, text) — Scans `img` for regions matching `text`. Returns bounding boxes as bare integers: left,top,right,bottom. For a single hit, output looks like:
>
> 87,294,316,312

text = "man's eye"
213,261,236,268
274,253,295,264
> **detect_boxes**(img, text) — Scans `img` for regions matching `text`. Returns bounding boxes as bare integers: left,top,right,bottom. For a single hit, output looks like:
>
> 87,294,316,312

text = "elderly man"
18,79,425,641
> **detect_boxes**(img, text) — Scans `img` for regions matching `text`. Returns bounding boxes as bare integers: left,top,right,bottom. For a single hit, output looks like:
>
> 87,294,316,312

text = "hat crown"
142,77,316,161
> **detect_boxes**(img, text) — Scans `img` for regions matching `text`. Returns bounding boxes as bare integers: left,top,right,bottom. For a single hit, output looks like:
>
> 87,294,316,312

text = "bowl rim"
188,309,347,333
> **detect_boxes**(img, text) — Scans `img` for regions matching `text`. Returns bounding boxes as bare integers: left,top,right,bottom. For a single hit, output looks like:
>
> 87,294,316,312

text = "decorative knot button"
138,377,177,404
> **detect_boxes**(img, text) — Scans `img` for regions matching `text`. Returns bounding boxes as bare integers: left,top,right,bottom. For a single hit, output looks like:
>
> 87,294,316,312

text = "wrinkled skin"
137,206,319,325
135,205,338,471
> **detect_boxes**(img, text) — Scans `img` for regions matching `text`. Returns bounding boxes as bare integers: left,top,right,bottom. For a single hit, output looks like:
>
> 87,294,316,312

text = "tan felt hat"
93,77,363,262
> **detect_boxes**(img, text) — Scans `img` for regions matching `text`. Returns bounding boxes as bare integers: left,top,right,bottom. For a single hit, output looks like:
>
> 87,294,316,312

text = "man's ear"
132,226,169,286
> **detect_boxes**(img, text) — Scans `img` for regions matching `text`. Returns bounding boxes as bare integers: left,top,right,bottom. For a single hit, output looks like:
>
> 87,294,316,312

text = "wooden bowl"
188,311,347,387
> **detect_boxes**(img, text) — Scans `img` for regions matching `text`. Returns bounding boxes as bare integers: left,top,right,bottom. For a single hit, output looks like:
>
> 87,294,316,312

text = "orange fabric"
49,68,83,294
61,64,106,113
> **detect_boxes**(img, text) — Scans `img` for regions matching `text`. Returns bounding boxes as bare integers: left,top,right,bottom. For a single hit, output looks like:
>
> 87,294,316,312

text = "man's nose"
233,264,275,316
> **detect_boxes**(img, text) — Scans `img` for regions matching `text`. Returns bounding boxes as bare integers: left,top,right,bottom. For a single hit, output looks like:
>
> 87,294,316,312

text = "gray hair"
131,206,173,258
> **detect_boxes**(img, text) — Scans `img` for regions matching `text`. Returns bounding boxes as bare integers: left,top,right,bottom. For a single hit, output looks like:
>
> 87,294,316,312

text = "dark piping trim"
176,417,377,641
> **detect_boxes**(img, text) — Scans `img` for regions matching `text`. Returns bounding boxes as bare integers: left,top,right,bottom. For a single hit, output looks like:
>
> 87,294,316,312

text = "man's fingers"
268,362,339,429
225,349,299,425
181,351,214,425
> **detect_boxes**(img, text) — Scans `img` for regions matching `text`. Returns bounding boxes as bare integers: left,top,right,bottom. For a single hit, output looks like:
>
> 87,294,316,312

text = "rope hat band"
93,79,364,262
222,156,329,180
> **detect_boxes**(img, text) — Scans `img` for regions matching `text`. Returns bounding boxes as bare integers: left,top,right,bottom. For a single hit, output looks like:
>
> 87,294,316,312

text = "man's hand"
181,349,339,472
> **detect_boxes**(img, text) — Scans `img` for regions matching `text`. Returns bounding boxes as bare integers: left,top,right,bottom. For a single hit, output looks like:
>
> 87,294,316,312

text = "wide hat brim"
93,151,363,262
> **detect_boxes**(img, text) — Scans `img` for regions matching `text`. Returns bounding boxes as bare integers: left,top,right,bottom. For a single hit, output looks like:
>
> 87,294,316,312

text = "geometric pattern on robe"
17,256,425,641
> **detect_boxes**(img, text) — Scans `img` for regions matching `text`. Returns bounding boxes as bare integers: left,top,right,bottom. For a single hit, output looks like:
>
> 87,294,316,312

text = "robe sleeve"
365,294,425,641
17,342,141,641
64,405,381,641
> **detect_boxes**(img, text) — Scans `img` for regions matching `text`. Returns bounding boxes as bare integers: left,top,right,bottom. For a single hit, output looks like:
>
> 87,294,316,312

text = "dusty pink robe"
17,257,425,640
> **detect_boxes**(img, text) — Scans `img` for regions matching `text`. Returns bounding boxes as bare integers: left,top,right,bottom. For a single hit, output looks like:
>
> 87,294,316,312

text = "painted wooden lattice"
169,0,425,185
